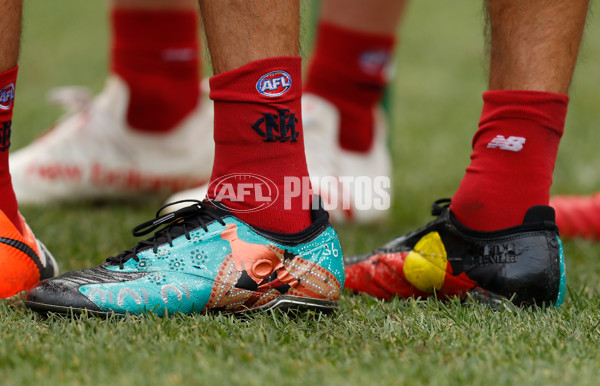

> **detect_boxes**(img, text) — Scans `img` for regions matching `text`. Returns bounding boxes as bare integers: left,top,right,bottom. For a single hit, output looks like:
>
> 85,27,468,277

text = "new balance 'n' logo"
487,135,526,152
252,108,299,143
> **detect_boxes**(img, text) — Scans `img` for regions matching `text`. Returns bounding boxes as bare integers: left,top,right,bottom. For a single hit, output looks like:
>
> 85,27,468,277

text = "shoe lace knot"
106,200,227,269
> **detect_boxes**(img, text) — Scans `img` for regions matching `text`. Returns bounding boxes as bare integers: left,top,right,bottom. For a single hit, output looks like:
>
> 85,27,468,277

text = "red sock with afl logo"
207,57,312,233
111,9,200,133
450,90,568,231
305,22,395,152
0,66,22,233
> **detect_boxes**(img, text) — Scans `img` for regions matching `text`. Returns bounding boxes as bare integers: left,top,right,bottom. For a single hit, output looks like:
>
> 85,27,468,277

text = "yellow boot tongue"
403,232,448,293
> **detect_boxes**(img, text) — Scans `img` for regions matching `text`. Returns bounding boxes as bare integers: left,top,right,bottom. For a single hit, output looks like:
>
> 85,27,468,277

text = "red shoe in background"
551,193,600,240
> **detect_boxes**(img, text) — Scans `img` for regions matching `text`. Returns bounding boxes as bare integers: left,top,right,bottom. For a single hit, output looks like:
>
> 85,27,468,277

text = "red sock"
111,9,200,133
305,22,395,152
0,66,22,233
207,57,312,233
450,90,568,231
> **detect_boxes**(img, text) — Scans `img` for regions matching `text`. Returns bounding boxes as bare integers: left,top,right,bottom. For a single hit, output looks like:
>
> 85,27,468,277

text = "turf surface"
3,1,600,385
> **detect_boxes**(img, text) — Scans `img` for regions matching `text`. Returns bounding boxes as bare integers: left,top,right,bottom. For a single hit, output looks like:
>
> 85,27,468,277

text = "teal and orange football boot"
25,200,344,316
344,199,566,308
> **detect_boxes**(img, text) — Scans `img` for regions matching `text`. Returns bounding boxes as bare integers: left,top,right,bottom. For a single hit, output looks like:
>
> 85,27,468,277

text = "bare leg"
111,0,195,9
487,0,589,93
0,0,21,71
320,0,407,34
198,0,299,74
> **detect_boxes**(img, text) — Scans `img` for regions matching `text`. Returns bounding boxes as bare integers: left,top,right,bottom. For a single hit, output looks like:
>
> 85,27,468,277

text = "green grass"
3,1,600,385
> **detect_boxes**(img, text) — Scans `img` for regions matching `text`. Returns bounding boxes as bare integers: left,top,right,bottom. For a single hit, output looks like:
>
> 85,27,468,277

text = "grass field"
3,1,600,385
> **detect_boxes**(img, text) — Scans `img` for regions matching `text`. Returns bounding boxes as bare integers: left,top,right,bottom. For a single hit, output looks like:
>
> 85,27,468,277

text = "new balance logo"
252,108,299,143
487,135,526,152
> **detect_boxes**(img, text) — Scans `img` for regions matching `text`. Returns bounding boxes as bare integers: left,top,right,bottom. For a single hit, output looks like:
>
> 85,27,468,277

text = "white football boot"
10,76,214,204
166,93,392,224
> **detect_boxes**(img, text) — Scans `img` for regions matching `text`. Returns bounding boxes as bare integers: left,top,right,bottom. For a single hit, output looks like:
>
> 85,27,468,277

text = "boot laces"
106,200,227,269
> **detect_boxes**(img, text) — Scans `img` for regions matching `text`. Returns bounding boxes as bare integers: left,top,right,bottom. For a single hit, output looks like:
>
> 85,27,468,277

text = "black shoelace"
431,198,451,216
106,200,227,269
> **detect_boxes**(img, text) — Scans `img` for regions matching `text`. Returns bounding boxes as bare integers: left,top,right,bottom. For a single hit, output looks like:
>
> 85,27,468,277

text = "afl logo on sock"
0,83,15,110
359,50,390,77
256,71,292,97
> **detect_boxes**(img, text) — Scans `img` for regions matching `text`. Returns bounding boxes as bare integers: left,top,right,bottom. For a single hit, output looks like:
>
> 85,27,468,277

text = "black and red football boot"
344,199,566,308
